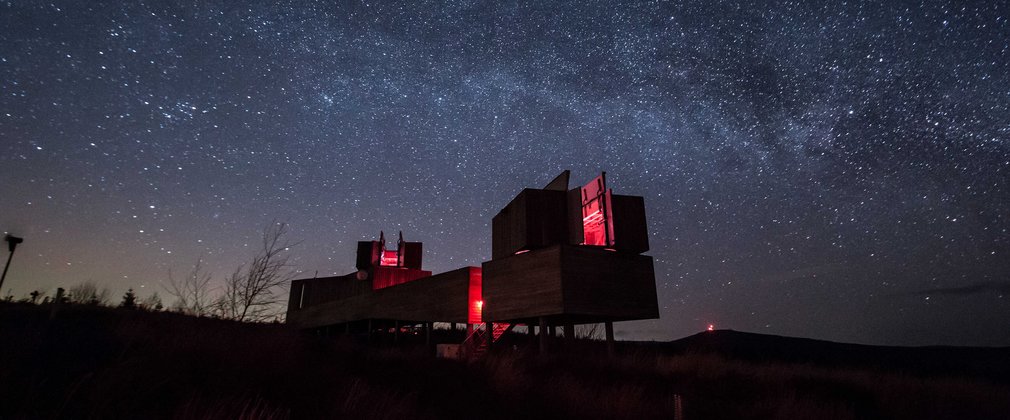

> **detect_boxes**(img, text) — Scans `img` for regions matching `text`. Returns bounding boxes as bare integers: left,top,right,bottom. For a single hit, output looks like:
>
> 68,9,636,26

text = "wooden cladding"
610,194,649,254
491,189,569,259
356,241,379,270
483,246,566,319
288,273,372,312
482,244,658,323
287,267,479,329
401,242,423,269
492,186,649,258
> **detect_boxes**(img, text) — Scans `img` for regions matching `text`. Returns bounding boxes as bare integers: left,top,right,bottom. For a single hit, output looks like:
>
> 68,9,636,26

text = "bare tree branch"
165,257,214,316
220,221,298,322
139,292,163,311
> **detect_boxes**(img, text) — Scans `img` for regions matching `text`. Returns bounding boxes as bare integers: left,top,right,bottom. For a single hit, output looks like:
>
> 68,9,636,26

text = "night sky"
2,1,1008,346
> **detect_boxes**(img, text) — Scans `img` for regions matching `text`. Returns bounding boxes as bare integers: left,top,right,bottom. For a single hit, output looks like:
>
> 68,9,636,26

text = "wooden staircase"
462,323,513,358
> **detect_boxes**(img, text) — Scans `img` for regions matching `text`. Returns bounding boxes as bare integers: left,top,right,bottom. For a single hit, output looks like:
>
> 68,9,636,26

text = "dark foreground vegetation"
2,303,1009,419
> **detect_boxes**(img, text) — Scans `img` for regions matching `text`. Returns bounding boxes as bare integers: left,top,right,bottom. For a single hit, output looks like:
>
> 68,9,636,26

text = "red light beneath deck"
467,267,483,324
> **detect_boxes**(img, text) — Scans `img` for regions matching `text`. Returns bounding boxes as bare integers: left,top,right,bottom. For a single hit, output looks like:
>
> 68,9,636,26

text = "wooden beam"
539,317,548,354
486,322,493,350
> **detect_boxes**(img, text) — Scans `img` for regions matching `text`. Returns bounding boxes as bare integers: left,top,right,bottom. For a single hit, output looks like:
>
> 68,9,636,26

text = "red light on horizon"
707,324,714,331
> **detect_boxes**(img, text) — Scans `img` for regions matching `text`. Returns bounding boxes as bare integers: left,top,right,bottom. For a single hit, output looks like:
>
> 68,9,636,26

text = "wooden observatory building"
482,171,658,332
286,171,658,352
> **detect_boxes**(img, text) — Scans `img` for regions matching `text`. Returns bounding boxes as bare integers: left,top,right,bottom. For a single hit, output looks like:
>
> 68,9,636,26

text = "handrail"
461,323,513,358
461,324,486,356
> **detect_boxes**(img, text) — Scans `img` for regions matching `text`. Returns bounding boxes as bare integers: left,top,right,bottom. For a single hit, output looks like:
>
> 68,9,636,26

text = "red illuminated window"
373,231,403,267
380,249,399,266
580,173,615,247
365,231,431,290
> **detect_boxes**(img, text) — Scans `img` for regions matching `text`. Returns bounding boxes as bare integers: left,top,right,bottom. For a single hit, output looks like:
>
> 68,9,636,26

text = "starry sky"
2,1,1008,346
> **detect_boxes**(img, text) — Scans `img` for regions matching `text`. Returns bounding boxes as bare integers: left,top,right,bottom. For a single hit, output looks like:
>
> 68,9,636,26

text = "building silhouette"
286,170,658,354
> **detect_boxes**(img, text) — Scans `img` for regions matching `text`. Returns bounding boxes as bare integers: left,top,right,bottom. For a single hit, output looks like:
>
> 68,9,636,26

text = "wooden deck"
286,267,477,329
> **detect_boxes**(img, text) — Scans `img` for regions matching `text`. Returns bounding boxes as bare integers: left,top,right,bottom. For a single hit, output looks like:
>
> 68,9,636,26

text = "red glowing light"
380,249,399,266
467,267,483,324
580,173,615,247
707,324,714,331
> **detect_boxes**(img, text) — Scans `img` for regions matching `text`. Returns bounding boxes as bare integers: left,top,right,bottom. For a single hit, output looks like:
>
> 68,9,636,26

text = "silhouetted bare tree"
68,281,111,305
215,221,297,322
165,258,214,316
139,292,163,311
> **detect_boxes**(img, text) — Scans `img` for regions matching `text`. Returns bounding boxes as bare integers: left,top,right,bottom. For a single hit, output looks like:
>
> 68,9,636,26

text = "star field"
1,1,1008,345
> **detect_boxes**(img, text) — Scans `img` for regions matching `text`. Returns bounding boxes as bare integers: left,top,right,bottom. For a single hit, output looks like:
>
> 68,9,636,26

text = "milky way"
2,1,1008,345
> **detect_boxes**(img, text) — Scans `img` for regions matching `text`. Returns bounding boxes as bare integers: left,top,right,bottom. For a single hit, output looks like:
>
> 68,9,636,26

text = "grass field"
2,302,1008,419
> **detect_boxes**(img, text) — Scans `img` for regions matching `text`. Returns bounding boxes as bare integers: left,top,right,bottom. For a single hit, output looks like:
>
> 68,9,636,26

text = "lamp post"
0,235,24,294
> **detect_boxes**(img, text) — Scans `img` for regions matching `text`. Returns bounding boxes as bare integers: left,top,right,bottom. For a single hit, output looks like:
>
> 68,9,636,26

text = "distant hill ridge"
658,329,1010,383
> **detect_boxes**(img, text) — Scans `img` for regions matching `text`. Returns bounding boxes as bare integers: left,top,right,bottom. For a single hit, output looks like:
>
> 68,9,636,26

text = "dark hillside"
2,303,1009,419
0,303,513,419
658,329,1010,383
